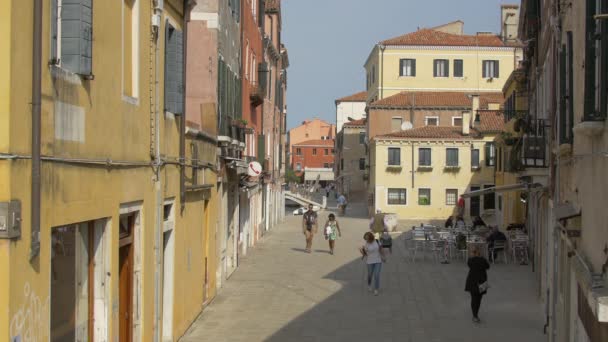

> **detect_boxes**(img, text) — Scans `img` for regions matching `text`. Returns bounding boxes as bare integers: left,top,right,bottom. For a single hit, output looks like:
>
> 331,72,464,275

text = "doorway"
119,213,135,342
470,186,481,217
51,220,107,342
162,201,175,341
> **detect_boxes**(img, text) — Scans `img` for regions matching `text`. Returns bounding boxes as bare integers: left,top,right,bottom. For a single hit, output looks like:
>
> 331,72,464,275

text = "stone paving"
180,198,545,342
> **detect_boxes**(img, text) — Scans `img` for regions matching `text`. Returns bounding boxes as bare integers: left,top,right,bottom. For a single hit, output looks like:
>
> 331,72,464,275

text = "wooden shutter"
485,143,491,166
601,0,608,118
568,32,574,135
61,0,93,75
444,60,449,77
259,0,265,29
482,61,487,78
493,60,499,78
584,0,597,120
433,60,438,77
257,134,265,164
454,60,463,77
411,59,416,76
399,59,404,76
164,23,183,115
51,0,58,63
559,46,568,144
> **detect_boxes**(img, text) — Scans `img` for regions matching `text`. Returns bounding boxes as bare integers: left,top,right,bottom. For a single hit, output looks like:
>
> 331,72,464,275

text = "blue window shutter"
61,0,92,75
164,22,177,113
175,29,184,115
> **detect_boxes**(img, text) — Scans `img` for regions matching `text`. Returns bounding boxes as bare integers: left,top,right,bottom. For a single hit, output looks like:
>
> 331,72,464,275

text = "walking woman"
465,247,490,323
323,213,341,255
360,232,385,296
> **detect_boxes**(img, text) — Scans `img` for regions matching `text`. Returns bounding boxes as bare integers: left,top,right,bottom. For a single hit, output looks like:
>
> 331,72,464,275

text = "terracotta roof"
476,110,505,133
376,126,479,140
381,29,509,47
370,91,504,108
343,119,367,127
336,91,367,103
266,0,280,12
293,139,335,147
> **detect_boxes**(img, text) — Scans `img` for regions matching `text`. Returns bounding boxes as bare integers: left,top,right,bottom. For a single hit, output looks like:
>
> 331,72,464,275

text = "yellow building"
0,1,219,341
364,8,523,103
370,109,503,222
492,67,528,228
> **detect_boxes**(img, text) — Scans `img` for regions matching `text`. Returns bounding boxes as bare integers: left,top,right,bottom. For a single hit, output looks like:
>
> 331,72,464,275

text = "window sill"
471,166,481,171
122,95,139,106
417,165,433,171
444,166,461,172
573,121,604,137
556,143,573,157
386,165,402,171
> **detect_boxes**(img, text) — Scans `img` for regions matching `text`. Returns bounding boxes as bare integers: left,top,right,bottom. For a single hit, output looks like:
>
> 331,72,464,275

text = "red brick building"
292,139,335,175
241,0,265,159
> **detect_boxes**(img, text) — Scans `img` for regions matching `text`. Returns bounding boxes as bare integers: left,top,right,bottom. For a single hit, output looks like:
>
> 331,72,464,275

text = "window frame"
418,188,431,206
391,117,403,132
425,116,439,126
418,148,432,167
471,149,480,168
433,59,449,78
387,188,407,205
452,116,463,127
295,147,302,156
359,132,366,144
312,148,317,156
482,60,500,79
446,148,459,167
399,58,416,77
359,158,366,170
483,184,496,210
446,189,458,206
453,59,464,77
387,147,401,166
485,142,496,166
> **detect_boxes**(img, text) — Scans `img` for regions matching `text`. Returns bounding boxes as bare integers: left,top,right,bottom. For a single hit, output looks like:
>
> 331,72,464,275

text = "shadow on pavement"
266,234,544,342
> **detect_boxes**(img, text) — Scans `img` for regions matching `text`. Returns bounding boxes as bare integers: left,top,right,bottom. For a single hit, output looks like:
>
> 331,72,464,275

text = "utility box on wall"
0,200,21,239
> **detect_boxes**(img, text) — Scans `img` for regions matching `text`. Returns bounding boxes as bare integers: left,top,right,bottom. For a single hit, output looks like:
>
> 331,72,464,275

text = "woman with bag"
359,232,386,296
323,213,341,255
465,247,490,323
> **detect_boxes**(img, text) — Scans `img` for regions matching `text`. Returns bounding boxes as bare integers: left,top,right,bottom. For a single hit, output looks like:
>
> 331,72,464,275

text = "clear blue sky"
282,0,515,130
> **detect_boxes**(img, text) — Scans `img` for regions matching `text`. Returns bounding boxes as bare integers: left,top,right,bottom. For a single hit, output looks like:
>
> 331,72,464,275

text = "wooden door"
119,243,133,342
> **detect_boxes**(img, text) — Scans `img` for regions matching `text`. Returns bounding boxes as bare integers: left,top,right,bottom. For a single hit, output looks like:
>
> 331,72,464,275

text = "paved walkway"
181,199,544,342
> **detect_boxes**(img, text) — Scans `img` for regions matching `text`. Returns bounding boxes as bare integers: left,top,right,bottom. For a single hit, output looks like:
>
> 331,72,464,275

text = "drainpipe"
180,0,189,211
30,0,43,260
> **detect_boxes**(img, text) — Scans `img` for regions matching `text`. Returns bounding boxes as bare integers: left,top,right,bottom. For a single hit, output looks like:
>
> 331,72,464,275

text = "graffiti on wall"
10,283,50,342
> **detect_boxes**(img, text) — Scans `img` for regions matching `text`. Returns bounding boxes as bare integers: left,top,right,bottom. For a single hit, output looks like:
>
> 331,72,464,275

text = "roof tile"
371,91,504,108
381,29,509,47
343,119,367,127
336,91,367,103
293,139,335,146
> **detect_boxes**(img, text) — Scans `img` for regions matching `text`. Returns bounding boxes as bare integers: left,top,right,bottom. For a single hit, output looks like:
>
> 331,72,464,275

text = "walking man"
302,204,318,253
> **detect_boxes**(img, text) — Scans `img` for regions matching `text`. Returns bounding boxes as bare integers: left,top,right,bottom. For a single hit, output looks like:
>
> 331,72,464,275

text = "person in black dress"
465,247,490,323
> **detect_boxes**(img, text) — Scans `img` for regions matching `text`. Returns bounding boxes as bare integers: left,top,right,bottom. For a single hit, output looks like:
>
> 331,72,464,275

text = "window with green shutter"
164,21,184,115
446,148,459,167
454,59,463,77
584,0,607,121
52,0,93,76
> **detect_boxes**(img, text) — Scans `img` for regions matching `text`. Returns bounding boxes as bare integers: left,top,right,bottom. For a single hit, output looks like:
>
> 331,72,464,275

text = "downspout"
30,0,43,260
411,142,415,188
152,1,163,341
180,0,189,211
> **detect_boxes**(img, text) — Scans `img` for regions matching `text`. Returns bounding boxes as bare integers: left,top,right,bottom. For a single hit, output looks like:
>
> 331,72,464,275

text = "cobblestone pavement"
180,198,544,342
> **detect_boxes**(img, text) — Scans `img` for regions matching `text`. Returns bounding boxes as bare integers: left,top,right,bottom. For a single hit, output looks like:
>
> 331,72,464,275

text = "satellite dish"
401,121,413,131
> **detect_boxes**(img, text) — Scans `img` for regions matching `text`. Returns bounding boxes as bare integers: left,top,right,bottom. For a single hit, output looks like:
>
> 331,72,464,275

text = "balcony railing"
512,117,548,169
503,110,529,123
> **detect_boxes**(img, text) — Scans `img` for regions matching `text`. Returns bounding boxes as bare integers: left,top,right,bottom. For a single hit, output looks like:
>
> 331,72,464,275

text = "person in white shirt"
359,232,385,296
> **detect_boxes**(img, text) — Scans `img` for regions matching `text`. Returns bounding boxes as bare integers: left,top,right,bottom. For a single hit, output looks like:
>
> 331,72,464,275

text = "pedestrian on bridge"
323,213,341,255
302,204,318,253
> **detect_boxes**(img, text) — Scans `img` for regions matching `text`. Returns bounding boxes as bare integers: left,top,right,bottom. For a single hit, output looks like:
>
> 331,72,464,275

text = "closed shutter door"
559,47,567,144
493,60,499,78
482,61,487,78
433,60,437,77
411,59,416,76
51,0,58,63
62,0,93,75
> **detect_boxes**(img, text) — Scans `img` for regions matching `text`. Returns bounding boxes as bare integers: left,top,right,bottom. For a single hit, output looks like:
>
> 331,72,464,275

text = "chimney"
501,5,520,42
462,111,470,135
471,94,480,127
